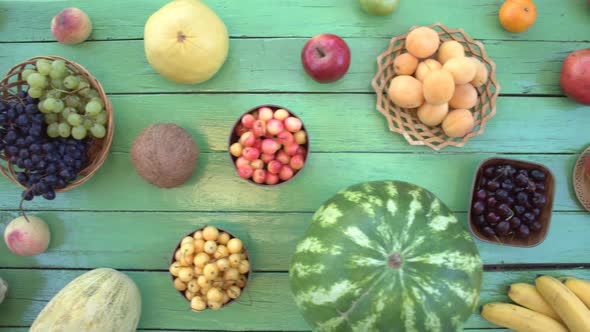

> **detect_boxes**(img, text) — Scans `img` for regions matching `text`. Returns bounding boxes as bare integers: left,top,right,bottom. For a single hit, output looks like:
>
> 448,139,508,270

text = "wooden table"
1,0,590,331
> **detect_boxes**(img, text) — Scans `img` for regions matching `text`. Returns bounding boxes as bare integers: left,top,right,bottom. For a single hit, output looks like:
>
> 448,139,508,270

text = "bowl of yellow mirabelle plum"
169,225,251,312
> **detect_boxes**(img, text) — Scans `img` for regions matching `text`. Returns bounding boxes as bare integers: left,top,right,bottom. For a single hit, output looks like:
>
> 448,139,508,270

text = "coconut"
131,124,199,188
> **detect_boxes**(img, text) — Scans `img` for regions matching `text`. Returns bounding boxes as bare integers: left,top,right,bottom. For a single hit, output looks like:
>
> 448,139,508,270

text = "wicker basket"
0,56,114,192
372,23,500,151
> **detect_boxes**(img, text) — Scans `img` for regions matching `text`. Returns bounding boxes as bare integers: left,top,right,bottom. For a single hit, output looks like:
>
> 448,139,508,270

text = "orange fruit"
499,0,537,33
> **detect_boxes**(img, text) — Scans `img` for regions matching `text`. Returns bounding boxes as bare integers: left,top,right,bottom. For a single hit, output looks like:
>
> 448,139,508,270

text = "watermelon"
289,180,482,332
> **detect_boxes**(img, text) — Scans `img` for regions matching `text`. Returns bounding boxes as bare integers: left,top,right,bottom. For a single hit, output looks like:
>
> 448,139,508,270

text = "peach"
51,8,92,45
4,215,50,256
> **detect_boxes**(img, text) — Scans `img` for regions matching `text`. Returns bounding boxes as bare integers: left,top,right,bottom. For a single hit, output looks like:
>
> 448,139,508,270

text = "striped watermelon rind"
290,180,483,332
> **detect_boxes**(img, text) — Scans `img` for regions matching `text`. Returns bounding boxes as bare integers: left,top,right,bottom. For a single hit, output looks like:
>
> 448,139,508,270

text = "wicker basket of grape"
0,56,113,202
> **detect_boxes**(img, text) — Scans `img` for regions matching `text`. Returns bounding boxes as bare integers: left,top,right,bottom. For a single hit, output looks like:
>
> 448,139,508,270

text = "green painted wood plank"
0,153,584,212
0,211,589,270
0,39,585,95
0,0,588,42
104,94,590,154
0,269,588,330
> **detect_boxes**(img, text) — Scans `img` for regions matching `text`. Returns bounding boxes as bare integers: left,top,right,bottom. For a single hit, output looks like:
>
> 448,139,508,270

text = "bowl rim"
169,226,252,308
227,104,310,187
467,157,556,248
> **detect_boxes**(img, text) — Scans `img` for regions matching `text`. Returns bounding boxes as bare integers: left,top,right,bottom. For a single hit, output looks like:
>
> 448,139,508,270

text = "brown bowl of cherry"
468,157,555,247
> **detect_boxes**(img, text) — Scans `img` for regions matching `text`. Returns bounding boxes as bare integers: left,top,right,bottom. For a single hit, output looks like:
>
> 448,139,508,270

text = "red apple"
51,8,92,45
301,34,351,83
560,48,590,105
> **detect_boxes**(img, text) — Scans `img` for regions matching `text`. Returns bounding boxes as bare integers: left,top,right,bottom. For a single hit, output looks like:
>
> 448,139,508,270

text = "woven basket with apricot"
372,23,500,151
0,56,113,206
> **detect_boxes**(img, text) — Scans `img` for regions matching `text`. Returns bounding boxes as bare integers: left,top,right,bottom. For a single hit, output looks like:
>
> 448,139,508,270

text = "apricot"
438,41,465,64
387,75,424,109
443,57,477,85
449,84,478,109
423,69,455,105
417,103,449,127
405,27,440,59
442,109,475,138
470,57,489,87
394,53,419,75
415,59,442,82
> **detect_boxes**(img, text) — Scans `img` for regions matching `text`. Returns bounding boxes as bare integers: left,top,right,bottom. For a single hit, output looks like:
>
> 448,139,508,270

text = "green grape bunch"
23,59,107,140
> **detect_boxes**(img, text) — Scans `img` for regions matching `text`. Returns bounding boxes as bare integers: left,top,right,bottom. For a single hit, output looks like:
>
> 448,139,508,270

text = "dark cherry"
516,224,531,238
518,169,530,177
514,205,526,215
505,165,517,177
532,208,541,216
510,217,522,229
479,177,488,189
482,226,496,238
531,170,545,182
494,165,506,176
535,182,545,192
498,203,512,218
495,221,511,236
532,193,547,207
501,180,514,192
523,212,535,223
515,174,529,187
486,212,501,225
496,189,509,201
486,196,498,208
472,201,485,216
505,196,515,205
525,183,537,193
474,215,487,227
486,181,500,192
516,192,529,204
476,189,487,200
483,166,495,177
530,221,543,232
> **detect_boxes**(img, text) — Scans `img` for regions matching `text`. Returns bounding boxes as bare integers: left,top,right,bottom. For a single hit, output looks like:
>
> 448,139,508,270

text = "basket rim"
0,55,114,193
371,22,501,151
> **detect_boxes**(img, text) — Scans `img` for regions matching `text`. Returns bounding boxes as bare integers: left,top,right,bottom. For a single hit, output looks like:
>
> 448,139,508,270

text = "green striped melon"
30,268,141,332
289,181,483,332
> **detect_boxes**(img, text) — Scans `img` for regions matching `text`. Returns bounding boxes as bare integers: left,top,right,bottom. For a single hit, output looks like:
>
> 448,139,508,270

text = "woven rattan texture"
574,146,590,212
372,23,500,151
0,56,114,192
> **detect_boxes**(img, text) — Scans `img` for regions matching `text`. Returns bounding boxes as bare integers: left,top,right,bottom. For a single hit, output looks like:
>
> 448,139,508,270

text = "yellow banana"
536,275,590,332
563,277,590,309
507,283,562,322
481,302,568,332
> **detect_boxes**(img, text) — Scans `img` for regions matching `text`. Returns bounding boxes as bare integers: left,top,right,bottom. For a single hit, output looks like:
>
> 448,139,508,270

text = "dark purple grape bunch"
0,91,89,202
472,163,548,239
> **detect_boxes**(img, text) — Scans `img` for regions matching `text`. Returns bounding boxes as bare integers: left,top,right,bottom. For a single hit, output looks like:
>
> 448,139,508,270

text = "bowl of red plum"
468,157,555,247
229,105,309,186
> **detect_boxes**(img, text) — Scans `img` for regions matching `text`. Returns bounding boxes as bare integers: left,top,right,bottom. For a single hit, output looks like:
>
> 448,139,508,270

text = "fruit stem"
50,83,89,96
18,189,33,223
315,47,326,58
388,253,403,269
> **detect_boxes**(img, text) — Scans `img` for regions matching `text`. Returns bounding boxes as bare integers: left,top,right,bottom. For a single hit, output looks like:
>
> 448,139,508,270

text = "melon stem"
388,253,403,269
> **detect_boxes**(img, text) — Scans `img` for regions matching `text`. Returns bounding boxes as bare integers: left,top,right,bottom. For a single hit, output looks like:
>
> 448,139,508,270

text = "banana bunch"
482,275,590,332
